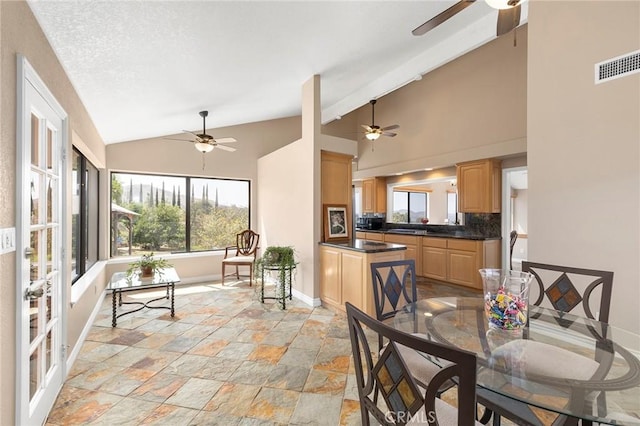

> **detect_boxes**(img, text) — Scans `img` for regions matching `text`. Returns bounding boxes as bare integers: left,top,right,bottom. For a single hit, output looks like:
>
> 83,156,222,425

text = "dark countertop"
355,228,500,241
319,239,407,253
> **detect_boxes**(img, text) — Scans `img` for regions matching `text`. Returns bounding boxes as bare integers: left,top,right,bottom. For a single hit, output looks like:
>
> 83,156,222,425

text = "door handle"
25,283,45,300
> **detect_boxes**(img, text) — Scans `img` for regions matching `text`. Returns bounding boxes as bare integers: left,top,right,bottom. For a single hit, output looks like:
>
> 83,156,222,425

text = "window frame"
109,171,251,256
71,147,99,283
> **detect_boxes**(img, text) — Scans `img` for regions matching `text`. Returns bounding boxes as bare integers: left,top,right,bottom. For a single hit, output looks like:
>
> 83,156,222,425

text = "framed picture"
324,204,349,242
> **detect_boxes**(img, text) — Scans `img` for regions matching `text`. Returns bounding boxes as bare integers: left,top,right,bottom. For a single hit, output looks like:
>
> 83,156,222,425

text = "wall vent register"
595,50,640,84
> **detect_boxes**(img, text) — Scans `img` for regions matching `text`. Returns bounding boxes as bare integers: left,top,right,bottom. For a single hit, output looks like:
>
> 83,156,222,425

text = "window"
71,148,99,282
110,172,250,257
391,190,428,223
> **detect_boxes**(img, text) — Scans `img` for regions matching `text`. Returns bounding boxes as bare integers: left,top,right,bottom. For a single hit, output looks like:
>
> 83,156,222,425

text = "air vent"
595,50,640,84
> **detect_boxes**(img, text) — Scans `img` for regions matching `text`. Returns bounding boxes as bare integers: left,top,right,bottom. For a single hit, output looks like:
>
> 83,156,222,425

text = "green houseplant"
255,246,297,282
127,252,172,278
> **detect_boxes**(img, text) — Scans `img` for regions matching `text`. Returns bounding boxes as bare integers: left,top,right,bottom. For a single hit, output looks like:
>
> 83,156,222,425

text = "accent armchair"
221,229,259,286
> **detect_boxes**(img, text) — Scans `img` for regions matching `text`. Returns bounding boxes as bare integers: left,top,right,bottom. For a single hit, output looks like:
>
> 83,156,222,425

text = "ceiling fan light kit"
485,0,522,10
195,142,214,153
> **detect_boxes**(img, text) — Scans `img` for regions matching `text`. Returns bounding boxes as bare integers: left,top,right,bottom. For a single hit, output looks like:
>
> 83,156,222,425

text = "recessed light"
424,168,433,171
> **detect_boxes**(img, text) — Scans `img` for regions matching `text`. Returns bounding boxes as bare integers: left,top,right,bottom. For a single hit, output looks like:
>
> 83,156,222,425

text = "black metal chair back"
371,259,417,322
523,261,614,323
346,302,478,426
509,231,518,269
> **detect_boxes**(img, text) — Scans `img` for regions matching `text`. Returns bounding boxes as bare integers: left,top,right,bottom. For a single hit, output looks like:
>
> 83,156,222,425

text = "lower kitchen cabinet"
422,237,500,289
383,233,422,276
320,244,405,316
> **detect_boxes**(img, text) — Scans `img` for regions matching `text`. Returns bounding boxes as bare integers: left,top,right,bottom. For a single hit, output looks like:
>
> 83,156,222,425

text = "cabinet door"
422,247,447,281
362,179,374,213
457,161,488,213
320,247,341,306
448,249,480,288
342,252,365,308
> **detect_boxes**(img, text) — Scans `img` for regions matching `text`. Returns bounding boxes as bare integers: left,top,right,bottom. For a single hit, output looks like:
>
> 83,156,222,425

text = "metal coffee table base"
111,283,175,327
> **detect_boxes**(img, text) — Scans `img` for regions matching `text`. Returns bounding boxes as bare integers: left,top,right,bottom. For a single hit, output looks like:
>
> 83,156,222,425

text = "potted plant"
127,252,172,278
255,246,297,283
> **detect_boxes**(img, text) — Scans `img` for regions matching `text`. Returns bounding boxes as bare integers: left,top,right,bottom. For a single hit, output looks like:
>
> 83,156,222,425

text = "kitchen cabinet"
362,177,387,214
422,237,500,289
321,151,353,241
320,244,404,316
456,159,502,213
383,233,422,276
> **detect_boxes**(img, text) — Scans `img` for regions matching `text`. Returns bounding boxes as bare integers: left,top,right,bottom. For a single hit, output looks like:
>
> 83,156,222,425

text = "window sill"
71,260,107,306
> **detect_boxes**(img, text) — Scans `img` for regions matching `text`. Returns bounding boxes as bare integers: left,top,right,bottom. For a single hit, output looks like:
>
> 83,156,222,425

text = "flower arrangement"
126,252,172,278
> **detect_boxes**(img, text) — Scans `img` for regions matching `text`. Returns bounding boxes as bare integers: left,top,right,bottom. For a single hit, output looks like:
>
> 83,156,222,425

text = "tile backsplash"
463,213,501,237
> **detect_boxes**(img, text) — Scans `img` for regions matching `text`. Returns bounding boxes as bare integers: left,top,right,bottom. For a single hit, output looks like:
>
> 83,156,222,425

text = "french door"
16,56,67,425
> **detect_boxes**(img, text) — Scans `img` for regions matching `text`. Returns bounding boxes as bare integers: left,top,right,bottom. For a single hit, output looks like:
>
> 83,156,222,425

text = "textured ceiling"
27,0,527,144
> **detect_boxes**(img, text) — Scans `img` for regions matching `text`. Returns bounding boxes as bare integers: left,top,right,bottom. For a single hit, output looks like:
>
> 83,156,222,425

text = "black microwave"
357,217,384,230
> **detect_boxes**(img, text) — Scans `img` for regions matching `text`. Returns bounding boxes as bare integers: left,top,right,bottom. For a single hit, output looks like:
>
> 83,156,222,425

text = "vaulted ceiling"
27,0,527,144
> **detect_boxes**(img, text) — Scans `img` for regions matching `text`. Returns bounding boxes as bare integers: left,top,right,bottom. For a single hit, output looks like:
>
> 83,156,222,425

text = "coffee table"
107,267,180,327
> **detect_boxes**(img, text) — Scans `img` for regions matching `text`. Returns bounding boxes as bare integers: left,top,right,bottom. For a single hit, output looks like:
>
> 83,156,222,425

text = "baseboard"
65,290,105,376
292,288,321,307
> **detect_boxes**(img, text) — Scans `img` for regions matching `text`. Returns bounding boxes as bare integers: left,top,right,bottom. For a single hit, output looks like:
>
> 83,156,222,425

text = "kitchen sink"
387,229,428,235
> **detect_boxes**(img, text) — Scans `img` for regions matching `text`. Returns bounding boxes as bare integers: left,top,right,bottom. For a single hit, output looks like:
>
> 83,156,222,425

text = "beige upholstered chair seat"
491,340,599,381
223,255,253,264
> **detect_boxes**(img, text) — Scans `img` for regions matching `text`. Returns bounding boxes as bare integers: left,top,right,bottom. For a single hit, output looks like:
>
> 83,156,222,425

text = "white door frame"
15,55,68,425
501,165,527,269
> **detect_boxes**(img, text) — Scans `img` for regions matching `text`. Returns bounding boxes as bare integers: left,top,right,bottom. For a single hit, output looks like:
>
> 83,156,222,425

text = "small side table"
260,264,295,309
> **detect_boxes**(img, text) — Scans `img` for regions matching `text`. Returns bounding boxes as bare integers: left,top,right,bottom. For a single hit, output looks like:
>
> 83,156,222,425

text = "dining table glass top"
393,297,640,425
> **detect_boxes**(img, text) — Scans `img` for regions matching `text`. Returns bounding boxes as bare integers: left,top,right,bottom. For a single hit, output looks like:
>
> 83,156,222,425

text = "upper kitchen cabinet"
362,177,387,214
456,159,502,213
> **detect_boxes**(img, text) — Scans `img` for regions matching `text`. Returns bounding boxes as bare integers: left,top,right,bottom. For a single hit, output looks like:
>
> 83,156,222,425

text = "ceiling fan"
412,0,523,38
166,110,237,153
361,99,399,142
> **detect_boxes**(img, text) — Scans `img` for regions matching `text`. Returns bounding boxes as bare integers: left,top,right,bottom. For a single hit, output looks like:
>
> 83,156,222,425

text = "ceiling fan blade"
412,0,476,36
382,132,397,137
215,144,236,152
380,124,400,132
182,130,200,137
164,137,193,142
361,124,373,131
215,137,237,144
496,4,521,36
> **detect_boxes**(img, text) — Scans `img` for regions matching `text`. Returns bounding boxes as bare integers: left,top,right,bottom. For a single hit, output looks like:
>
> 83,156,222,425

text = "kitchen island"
319,239,406,316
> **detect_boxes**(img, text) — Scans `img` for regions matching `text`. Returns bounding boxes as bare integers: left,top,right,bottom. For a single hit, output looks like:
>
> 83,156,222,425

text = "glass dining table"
393,297,640,425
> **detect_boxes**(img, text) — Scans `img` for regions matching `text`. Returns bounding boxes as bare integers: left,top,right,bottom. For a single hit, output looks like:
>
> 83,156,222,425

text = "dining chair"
477,262,615,426
221,229,260,286
371,260,453,394
509,231,517,270
345,302,481,426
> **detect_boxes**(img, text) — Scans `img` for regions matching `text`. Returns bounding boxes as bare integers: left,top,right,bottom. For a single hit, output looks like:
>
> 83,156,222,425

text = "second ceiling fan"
412,0,523,38
361,99,399,142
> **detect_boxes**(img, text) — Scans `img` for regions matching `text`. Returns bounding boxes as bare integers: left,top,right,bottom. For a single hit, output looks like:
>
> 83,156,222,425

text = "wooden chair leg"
222,264,226,285
235,265,239,279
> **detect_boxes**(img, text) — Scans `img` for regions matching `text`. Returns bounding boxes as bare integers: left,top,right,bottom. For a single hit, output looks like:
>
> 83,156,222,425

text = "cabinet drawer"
384,234,417,245
447,239,478,252
423,237,447,248
355,231,366,240
365,232,384,241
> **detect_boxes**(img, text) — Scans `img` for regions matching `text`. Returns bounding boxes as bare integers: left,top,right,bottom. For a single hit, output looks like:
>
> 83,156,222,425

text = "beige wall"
528,1,639,333
340,25,528,179
0,1,106,423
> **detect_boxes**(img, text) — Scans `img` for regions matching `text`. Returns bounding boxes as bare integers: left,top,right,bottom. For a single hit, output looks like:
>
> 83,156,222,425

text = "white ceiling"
27,0,527,144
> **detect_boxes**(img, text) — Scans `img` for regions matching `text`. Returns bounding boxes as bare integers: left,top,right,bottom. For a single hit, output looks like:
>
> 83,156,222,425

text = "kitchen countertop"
355,228,500,241
319,239,407,253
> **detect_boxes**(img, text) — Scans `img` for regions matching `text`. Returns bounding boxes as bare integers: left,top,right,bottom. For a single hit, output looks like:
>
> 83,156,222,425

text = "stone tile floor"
46,278,483,425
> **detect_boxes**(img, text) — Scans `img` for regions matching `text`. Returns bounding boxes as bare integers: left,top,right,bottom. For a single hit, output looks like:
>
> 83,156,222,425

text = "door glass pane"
45,279,52,323
46,177,53,223
31,113,39,166
30,297,39,343
46,127,54,171
30,231,40,281
46,228,54,275
46,330,52,374
29,348,40,399
30,172,40,225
